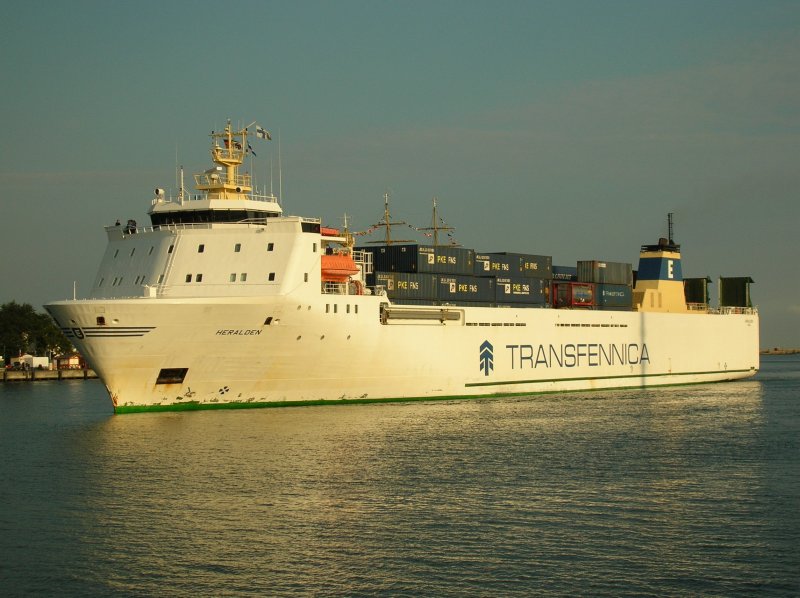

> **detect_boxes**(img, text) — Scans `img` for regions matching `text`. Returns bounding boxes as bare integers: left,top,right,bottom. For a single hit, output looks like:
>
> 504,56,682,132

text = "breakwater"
1,369,97,382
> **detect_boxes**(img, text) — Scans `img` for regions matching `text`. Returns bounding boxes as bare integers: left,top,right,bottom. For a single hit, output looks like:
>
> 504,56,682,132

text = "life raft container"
321,254,359,282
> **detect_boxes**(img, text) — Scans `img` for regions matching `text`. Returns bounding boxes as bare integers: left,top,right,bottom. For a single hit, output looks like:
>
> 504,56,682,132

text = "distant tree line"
0,302,73,363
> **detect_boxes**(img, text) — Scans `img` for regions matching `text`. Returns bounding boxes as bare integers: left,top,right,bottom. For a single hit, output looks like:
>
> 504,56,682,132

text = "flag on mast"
256,126,271,140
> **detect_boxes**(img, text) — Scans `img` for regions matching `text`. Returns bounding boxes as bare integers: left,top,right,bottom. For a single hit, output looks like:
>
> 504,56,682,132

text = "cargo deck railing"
714,306,758,315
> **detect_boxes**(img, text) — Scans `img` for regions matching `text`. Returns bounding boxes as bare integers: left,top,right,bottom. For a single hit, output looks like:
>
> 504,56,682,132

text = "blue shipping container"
437,275,495,302
495,277,547,304
474,253,552,278
374,272,438,300
595,283,633,308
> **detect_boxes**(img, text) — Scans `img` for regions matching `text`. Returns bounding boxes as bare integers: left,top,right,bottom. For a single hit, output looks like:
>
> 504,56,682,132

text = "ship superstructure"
45,121,759,413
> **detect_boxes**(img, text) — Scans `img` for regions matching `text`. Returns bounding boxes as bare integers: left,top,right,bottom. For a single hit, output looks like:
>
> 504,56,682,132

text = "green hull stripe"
465,368,754,388
113,369,757,414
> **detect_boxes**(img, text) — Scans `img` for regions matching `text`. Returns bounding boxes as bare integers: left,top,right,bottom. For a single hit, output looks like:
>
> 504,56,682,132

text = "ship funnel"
634,228,687,312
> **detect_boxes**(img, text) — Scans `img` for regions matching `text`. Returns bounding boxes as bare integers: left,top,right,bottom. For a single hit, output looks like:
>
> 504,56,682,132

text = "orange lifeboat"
321,254,359,282
321,227,341,236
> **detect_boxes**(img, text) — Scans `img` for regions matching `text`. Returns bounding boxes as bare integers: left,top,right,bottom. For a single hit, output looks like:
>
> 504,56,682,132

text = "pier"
1,369,97,382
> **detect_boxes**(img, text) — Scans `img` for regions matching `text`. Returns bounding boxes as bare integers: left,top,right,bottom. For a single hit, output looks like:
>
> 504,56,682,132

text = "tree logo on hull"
479,340,494,376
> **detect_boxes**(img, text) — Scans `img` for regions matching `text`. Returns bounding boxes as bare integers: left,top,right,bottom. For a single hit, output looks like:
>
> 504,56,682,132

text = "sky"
1,0,798,348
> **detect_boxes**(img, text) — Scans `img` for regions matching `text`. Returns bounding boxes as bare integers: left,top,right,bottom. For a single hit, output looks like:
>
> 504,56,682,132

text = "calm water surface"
1,357,799,596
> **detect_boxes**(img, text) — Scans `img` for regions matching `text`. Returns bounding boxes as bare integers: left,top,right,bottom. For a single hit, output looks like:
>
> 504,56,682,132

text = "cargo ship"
45,120,760,413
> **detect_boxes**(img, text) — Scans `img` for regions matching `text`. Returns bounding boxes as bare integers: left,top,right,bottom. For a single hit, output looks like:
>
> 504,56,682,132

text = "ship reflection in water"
1,364,798,595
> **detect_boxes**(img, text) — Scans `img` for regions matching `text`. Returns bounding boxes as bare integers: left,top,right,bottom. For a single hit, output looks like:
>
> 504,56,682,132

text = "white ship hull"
44,120,760,413
47,294,759,413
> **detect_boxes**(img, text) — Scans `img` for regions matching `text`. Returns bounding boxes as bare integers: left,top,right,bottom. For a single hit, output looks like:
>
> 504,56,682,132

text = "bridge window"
241,273,248,282
96,316,106,326
267,242,274,251
230,273,236,282
195,274,203,282
185,274,192,283
130,248,136,256
168,244,174,254
234,243,241,252
268,272,275,281
114,249,119,258
198,244,205,253
149,246,154,255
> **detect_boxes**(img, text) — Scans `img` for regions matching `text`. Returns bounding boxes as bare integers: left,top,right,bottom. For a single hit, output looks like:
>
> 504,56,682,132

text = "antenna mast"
668,212,674,243
367,191,412,244
417,196,457,246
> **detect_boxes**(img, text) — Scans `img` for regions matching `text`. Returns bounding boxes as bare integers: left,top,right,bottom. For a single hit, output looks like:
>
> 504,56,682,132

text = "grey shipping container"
475,252,552,279
595,283,633,308
437,275,494,302
374,272,438,300
495,277,547,304
577,260,633,286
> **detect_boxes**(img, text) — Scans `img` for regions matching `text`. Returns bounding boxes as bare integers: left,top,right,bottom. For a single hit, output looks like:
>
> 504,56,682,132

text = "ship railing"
321,281,374,296
193,171,252,188
353,250,373,275
686,302,709,312
714,306,758,315
322,282,347,295
152,192,280,205
108,220,290,235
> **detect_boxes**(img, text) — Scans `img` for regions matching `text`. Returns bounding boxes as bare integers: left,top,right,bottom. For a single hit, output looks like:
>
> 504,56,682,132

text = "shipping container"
378,244,476,274
518,253,553,278
373,272,438,301
475,252,552,278
553,282,595,308
552,265,578,281
437,275,495,302
577,260,633,286
355,245,401,274
474,253,520,277
495,277,547,304
595,283,633,308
